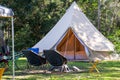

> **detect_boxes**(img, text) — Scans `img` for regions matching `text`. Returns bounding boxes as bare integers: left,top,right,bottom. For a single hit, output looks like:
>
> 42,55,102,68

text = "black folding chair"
43,50,69,72
22,50,46,66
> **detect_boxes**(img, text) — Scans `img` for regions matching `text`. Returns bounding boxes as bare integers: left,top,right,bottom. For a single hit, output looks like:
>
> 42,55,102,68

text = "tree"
0,0,119,53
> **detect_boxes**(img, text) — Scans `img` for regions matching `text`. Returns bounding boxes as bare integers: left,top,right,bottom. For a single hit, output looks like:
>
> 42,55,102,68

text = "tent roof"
33,2,114,52
0,5,14,17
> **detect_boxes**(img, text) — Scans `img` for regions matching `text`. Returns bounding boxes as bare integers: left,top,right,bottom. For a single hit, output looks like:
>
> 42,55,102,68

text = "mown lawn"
2,58,120,80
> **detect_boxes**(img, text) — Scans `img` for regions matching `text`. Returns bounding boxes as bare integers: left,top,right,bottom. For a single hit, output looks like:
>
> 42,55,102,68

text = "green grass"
1,58,120,80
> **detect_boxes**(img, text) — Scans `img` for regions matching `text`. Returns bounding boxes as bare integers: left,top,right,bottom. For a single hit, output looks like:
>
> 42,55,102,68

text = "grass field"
1,58,120,80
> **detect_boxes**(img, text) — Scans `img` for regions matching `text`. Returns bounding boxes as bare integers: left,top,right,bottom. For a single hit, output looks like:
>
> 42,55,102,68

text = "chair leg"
89,60,100,73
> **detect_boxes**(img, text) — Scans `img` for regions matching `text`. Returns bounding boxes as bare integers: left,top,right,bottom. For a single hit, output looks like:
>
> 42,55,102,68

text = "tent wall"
88,49,112,61
57,28,88,60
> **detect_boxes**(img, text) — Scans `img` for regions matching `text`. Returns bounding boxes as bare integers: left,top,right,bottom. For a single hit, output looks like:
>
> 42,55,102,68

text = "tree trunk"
98,0,101,31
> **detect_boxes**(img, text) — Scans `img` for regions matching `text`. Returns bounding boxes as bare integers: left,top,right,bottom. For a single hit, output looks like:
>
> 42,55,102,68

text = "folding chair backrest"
43,50,67,66
22,50,46,66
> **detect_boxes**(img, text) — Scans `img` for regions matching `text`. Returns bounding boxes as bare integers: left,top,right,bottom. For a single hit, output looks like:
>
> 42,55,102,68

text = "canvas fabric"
33,2,114,60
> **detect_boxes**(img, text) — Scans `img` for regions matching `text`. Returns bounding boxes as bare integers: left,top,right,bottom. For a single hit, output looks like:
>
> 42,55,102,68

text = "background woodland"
0,0,120,53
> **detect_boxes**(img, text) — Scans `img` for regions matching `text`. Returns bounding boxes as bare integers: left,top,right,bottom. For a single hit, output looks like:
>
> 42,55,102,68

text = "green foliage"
108,29,120,53
0,0,120,52
15,24,32,50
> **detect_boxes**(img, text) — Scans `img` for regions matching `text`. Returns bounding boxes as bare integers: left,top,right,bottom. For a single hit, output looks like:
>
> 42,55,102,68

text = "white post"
11,17,15,80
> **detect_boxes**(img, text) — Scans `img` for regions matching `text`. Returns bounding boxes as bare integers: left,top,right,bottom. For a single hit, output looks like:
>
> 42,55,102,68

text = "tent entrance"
56,28,88,60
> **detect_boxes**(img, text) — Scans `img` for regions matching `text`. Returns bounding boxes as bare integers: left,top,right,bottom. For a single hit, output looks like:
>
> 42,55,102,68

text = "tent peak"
72,1,77,4
66,1,82,13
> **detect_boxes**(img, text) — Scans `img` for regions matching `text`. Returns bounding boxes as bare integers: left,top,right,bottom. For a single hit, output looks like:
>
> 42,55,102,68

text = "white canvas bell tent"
33,2,114,61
